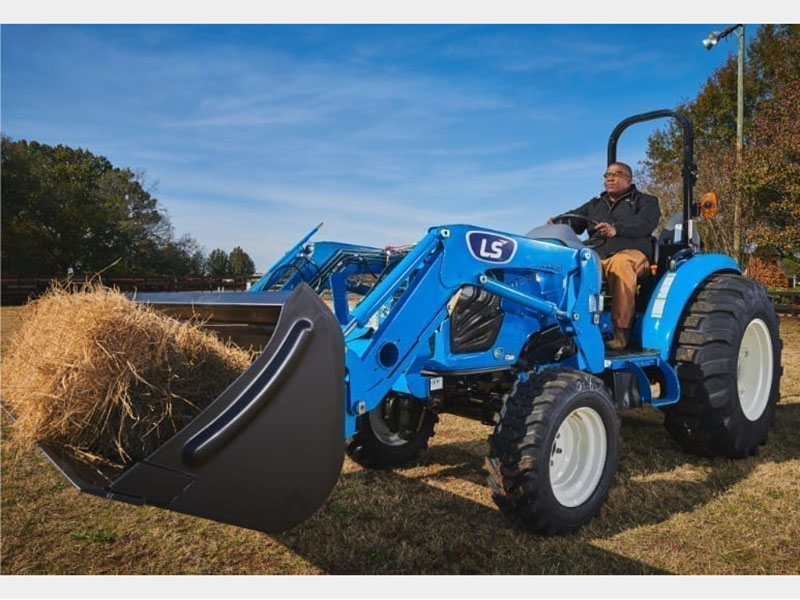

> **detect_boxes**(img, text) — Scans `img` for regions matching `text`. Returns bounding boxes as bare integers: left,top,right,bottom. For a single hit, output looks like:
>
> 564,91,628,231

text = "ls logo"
466,231,518,264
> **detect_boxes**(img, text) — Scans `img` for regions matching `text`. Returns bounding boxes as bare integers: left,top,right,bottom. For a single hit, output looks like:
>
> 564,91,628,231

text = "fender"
641,253,740,359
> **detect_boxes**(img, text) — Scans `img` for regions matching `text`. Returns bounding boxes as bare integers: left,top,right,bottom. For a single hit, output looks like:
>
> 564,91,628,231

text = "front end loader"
38,110,782,535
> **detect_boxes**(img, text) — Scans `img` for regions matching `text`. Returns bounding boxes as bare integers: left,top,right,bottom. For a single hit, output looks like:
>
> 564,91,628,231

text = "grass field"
2,305,799,575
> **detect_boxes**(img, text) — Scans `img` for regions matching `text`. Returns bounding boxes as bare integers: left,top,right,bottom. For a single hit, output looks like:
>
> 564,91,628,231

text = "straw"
1,283,253,476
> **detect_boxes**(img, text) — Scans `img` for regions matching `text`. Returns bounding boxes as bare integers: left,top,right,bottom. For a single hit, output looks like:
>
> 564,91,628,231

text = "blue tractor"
40,110,782,535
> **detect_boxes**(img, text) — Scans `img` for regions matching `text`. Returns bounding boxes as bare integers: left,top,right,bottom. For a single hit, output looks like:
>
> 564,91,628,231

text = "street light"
702,31,720,50
702,24,745,262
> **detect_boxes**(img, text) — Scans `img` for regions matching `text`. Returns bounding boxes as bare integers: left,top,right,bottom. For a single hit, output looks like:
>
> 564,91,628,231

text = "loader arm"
250,223,408,295
341,225,604,437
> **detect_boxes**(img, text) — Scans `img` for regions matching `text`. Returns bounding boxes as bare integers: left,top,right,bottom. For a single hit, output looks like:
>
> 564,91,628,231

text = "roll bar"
607,110,697,246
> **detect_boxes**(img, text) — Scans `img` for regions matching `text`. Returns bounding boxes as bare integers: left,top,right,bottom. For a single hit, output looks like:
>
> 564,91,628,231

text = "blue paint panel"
423,309,541,373
641,253,740,359
245,222,661,437
605,352,681,407
341,224,607,438
438,225,605,373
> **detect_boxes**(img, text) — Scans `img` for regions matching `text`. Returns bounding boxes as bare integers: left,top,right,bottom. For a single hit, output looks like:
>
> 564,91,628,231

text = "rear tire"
345,394,437,469
664,274,782,458
486,369,620,535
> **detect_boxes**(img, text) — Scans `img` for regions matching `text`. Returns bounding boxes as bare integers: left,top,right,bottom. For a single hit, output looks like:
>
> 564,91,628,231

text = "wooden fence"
0,275,258,306
770,290,800,317
3,275,798,316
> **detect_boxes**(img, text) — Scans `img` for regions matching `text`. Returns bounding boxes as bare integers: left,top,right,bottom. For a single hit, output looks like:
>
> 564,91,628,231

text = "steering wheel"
551,213,605,249
552,213,600,227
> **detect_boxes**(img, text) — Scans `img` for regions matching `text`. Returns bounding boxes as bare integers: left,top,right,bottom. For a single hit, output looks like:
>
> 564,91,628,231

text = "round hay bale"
0,284,253,475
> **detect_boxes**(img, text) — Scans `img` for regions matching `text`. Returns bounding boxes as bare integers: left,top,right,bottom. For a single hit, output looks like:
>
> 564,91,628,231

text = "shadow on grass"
6,403,797,574
273,402,800,574
275,466,669,575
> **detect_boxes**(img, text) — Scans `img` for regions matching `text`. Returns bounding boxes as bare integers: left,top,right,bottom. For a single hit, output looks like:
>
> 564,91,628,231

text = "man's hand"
546,217,555,225
594,222,617,238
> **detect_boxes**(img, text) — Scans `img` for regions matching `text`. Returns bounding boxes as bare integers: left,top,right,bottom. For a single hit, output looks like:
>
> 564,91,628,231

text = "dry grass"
1,306,799,575
1,285,251,473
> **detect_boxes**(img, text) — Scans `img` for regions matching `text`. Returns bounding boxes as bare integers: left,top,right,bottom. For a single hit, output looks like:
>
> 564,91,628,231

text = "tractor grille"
449,286,504,354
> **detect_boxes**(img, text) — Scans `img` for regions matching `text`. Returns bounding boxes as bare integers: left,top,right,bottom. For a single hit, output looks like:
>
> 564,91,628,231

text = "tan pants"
601,249,649,329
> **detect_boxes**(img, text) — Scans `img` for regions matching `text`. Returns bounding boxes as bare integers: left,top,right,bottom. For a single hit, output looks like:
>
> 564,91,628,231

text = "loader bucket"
37,283,345,533
128,288,292,350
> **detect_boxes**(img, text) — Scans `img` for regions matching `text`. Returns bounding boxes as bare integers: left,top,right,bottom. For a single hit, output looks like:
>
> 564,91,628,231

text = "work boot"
605,328,630,351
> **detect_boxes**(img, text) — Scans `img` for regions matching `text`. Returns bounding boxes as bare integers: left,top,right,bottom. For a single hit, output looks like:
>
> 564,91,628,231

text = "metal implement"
38,284,345,533
133,289,289,349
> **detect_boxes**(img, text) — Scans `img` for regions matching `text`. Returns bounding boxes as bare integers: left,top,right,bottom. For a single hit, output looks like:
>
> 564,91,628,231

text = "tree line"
640,24,799,277
1,136,257,279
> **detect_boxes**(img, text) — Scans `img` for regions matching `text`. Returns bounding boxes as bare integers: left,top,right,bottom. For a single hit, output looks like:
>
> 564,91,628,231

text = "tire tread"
664,273,782,458
487,368,620,535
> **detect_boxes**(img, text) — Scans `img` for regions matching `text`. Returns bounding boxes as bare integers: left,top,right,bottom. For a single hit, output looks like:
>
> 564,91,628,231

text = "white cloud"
156,148,603,266
3,25,641,269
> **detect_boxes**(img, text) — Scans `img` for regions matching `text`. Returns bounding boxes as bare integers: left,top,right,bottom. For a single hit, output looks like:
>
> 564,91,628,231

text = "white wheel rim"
737,318,774,421
549,407,607,508
369,408,407,446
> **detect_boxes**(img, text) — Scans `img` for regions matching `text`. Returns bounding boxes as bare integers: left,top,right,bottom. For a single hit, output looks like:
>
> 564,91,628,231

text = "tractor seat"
658,213,700,247
655,213,701,273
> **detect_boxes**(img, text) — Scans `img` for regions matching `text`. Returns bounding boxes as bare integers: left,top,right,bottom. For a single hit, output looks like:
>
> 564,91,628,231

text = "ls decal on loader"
466,231,517,264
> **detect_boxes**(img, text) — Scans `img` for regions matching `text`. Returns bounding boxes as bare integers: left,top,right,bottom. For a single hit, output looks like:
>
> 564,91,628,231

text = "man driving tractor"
549,162,660,350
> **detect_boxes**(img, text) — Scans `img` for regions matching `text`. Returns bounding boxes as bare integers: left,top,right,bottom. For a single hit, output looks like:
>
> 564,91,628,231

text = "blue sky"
2,24,738,270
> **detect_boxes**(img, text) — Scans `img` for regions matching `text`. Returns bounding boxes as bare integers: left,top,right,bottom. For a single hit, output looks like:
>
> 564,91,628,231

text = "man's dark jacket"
566,185,660,260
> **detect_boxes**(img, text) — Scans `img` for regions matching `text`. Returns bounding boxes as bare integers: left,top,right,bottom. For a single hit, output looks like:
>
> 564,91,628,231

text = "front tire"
486,369,620,535
664,274,782,458
346,393,437,469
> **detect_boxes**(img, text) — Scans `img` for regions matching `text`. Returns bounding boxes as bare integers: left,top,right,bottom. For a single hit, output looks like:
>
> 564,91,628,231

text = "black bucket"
38,283,345,533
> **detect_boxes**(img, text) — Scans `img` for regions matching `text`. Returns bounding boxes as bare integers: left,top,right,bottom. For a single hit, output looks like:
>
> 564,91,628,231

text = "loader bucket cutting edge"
37,283,345,533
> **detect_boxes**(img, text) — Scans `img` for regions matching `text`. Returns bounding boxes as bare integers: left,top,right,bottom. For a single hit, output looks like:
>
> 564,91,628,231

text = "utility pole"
735,26,745,264
703,24,745,263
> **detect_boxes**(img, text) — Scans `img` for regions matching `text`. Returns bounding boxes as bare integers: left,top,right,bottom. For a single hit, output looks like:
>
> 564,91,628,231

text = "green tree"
1,138,154,275
640,25,800,259
149,234,208,276
228,246,256,277
645,26,800,168
738,63,800,256
1,137,206,277
206,249,230,277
